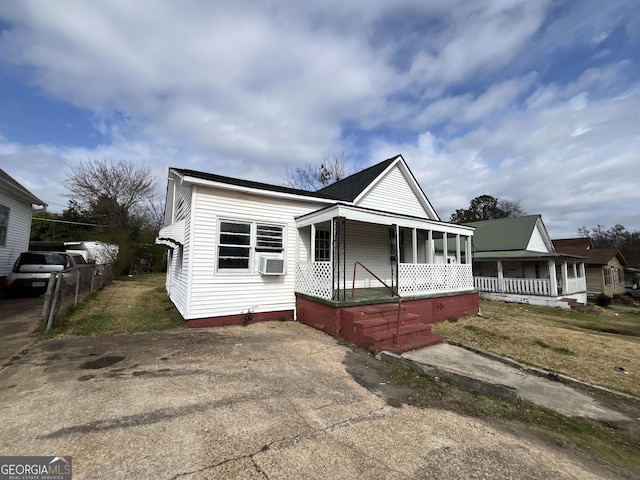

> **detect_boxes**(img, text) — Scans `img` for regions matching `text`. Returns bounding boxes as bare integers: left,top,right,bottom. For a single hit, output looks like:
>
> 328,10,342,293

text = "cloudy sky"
0,0,638,238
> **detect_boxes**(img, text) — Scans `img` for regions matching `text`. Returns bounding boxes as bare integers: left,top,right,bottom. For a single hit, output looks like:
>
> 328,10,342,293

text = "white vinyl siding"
188,186,320,320
527,223,551,252
165,183,193,318
0,192,33,277
345,221,394,287
357,166,431,219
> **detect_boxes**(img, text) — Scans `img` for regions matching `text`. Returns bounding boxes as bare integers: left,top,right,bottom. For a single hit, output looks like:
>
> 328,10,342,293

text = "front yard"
433,300,640,398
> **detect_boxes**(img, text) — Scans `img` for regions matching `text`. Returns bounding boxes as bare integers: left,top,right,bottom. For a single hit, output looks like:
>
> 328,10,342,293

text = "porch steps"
340,303,443,353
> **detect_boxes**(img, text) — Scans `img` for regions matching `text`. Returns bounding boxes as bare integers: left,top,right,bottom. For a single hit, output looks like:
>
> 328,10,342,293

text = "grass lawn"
43,273,185,336
433,300,640,398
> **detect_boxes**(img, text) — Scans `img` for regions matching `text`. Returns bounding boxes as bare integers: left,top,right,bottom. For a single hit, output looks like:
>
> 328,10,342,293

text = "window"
217,220,284,271
256,224,283,253
315,229,330,261
604,268,612,286
0,205,8,246
218,221,251,270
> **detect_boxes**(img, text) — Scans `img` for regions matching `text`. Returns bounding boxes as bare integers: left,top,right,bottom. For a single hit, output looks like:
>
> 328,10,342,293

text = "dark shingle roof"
172,156,400,202
172,168,338,200
467,215,542,252
552,238,627,266
315,156,397,202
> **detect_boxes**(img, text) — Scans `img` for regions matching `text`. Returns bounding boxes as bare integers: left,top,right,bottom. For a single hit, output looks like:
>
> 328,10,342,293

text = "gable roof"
552,238,627,266
552,237,594,251
315,156,396,201
0,169,47,207
170,155,439,221
467,215,547,252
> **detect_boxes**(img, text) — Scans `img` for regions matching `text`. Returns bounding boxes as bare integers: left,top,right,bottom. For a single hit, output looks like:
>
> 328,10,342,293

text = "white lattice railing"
295,262,332,300
398,263,474,296
475,276,551,295
564,277,586,294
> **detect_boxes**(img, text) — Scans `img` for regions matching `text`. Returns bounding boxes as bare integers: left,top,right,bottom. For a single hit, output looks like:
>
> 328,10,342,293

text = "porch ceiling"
295,203,474,235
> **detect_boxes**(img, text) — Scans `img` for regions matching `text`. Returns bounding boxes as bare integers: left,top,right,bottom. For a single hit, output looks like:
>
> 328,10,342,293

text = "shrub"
596,293,612,307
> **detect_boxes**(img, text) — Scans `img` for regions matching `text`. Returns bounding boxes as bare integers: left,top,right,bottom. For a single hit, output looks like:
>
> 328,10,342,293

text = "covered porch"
473,252,587,308
293,204,479,353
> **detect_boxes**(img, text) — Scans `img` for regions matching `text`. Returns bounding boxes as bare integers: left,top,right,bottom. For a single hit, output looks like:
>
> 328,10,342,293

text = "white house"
157,155,479,353
0,169,47,284
470,215,587,308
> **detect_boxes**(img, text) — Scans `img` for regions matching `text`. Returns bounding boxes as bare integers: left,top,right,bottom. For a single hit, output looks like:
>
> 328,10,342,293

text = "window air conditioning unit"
258,256,285,275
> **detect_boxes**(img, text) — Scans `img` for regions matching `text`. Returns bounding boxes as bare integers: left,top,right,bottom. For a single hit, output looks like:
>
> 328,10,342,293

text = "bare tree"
65,158,158,224
65,158,161,275
283,151,351,190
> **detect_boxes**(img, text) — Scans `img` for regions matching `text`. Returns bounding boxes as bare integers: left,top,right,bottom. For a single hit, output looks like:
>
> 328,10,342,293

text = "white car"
6,251,87,294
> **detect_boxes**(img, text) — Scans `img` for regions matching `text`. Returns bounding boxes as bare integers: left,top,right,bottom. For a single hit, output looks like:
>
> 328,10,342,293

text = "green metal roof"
467,215,542,252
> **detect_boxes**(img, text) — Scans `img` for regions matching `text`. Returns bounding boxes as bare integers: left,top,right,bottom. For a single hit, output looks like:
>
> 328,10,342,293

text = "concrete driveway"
0,322,621,479
0,294,42,365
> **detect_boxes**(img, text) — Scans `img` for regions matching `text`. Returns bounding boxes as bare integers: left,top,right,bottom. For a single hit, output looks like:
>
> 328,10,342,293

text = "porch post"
311,224,316,262
561,261,568,295
412,228,418,264
443,232,448,263
548,261,558,296
497,261,504,292
466,235,472,264
427,230,433,263
456,234,461,264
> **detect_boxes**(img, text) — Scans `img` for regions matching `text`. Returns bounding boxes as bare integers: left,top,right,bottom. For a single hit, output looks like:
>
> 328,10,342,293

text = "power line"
32,217,104,227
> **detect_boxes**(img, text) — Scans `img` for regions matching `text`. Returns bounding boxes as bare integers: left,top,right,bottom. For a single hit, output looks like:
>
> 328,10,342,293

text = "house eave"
171,169,337,206
295,203,474,235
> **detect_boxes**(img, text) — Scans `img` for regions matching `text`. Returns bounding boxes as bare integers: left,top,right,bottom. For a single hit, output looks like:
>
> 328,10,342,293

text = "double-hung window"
0,205,9,246
217,220,284,271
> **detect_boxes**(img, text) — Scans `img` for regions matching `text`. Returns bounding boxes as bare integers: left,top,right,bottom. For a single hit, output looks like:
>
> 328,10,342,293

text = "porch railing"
353,262,403,346
398,263,474,296
475,276,550,295
565,277,586,294
296,261,475,299
475,276,586,296
295,262,332,299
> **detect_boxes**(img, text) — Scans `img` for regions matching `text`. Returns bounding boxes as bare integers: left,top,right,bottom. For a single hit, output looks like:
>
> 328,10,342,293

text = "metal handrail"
352,262,403,345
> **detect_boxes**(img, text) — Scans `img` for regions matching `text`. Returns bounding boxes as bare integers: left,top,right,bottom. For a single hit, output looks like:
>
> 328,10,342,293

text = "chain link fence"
42,264,113,329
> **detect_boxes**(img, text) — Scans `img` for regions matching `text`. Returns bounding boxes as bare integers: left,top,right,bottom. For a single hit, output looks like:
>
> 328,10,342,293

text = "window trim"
314,228,331,262
0,204,9,247
216,218,285,274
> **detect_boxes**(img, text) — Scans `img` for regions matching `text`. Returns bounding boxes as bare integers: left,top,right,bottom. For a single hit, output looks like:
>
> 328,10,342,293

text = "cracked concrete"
0,322,624,479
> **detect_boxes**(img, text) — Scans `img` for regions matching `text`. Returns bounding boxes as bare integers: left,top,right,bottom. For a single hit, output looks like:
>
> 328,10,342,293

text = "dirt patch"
81,355,126,369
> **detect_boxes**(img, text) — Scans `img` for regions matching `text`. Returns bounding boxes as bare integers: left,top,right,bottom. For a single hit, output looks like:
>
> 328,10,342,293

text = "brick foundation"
187,309,294,328
296,292,480,337
403,292,480,324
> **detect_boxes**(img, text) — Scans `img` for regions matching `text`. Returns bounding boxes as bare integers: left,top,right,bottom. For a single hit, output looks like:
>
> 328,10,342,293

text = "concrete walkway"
380,343,630,422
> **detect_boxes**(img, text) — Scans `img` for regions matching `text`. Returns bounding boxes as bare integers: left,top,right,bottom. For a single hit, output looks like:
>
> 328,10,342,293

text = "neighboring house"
157,155,479,353
552,238,627,298
469,215,587,308
0,169,47,285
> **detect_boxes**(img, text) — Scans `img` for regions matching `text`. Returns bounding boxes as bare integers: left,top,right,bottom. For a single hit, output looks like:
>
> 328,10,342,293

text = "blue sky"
0,0,638,237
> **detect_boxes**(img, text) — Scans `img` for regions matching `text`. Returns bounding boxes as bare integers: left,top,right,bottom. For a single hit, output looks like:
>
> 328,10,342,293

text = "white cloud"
0,0,638,238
